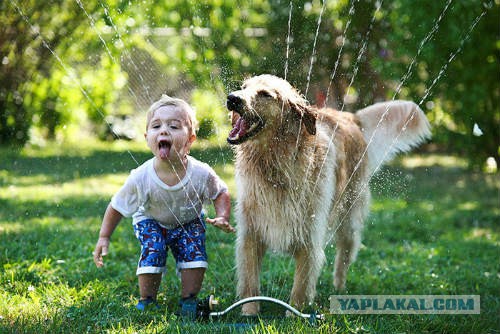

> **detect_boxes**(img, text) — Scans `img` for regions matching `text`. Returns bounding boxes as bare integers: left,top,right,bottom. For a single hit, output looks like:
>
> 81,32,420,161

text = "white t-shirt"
111,156,228,229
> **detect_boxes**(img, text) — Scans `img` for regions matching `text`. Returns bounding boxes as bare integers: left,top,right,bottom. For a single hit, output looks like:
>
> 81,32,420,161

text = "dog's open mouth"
227,112,265,145
158,140,171,159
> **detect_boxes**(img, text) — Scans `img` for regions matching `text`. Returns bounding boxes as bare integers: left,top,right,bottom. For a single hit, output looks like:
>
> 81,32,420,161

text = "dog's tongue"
229,117,250,140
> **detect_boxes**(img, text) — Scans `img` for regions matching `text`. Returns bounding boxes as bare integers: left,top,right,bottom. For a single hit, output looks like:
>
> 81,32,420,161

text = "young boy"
92,95,234,314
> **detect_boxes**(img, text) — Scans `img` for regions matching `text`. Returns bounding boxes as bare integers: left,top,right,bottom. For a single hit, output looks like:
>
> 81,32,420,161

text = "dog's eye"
257,90,273,98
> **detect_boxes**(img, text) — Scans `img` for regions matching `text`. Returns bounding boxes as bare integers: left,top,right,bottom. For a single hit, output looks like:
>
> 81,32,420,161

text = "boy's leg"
172,217,208,317
139,273,163,300
134,219,168,305
178,268,206,318
180,268,206,299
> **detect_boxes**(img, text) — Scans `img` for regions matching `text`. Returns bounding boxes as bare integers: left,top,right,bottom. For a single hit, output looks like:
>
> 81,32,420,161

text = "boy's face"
145,106,196,162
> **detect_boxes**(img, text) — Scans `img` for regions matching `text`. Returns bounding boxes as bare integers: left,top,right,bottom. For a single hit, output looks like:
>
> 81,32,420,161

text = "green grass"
1,139,498,333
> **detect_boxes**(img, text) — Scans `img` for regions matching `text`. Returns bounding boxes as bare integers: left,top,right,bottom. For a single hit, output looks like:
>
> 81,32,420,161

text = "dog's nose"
227,93,243,112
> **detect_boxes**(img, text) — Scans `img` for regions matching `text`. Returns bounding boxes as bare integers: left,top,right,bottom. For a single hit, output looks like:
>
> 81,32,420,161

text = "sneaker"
178,297,198,320
136,297,160,311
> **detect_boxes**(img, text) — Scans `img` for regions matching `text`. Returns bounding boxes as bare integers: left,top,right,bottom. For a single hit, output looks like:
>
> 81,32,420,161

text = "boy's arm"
206,191,235,233
93,203,123,267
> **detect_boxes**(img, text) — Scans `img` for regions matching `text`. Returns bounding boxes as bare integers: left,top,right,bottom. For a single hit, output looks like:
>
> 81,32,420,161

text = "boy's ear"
184,134,196,154
186,134,196,148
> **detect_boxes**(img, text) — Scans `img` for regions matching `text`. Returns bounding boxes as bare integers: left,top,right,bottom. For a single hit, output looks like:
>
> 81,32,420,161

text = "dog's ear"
291,102,317,135
303,107,317,135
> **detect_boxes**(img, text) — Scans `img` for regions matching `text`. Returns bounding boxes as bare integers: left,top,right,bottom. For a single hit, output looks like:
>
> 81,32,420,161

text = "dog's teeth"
249,123,258,132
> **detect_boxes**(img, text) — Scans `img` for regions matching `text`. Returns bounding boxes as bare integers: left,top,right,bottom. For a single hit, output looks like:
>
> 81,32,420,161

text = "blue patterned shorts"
133,217,208,276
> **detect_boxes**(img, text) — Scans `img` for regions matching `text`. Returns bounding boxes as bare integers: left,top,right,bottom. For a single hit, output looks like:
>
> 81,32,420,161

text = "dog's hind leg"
290,246,325,309
333,192,368,291
236,229,266,315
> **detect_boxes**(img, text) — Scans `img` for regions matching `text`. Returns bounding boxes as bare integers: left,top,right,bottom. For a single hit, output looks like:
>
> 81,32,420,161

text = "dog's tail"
356,100,431,172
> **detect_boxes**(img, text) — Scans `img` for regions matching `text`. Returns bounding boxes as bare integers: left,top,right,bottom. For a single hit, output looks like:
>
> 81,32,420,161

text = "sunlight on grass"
418,200,436,211
1,173,55,187
464,228,498,242
0,281,109,330
0,222,23,234
21,136,228,159
21,138,149,158
2,174,127,201
457,201,480,211
3,216,95,233
398,154,468,168
370,199,407,212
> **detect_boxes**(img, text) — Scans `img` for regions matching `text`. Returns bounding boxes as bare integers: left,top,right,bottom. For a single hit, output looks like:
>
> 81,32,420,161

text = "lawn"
0,139,498,333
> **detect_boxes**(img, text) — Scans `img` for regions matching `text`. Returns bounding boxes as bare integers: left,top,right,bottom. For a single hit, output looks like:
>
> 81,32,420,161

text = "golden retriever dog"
226,74,431,315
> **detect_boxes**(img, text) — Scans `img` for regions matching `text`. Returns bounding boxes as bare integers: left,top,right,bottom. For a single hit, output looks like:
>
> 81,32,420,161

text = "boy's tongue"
159,142,170,159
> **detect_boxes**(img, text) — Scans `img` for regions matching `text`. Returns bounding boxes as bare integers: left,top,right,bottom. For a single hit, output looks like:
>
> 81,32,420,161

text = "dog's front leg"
290,246,325,310
236,227,266,315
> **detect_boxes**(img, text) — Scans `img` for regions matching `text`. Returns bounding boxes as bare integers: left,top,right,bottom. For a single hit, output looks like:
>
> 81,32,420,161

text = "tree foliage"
0,0,102,144
380,0,499,167
1,0,498,167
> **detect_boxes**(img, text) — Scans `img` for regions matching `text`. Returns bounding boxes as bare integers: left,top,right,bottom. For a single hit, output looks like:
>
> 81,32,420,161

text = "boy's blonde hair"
146,95,199,137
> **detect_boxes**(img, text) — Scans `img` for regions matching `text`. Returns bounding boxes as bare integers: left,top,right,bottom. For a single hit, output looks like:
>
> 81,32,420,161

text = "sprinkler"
196,295,324,325
194,294,219,318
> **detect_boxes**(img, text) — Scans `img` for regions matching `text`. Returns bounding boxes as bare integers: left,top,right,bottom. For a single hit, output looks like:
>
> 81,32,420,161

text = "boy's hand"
93,237,110,267
206,217,235,233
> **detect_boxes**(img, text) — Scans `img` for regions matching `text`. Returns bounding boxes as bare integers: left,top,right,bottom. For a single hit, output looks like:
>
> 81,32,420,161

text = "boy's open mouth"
158,140,171,159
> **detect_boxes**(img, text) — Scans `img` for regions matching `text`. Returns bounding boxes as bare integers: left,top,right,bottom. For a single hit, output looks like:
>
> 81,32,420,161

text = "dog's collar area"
227,112,264,145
